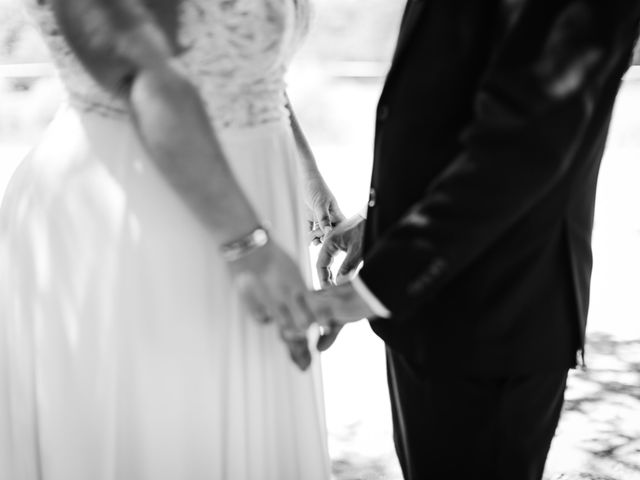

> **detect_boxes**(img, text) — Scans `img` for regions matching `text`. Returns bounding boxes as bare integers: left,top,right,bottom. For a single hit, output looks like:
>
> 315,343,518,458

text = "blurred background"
1,1,639,479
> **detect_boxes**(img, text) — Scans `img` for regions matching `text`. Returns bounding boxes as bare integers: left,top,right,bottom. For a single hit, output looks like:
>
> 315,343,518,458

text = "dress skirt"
0,105,330,480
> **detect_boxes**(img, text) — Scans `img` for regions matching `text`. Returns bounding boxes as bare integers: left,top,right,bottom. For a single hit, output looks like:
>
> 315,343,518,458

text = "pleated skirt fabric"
0,106,330,480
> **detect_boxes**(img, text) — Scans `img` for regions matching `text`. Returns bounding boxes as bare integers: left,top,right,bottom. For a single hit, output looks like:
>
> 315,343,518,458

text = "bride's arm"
285,97,344,240
49,0,259,245
49,0,319,368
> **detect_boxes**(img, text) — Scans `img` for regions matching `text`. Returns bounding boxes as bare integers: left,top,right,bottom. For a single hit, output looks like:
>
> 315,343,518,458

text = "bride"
0,0,342,478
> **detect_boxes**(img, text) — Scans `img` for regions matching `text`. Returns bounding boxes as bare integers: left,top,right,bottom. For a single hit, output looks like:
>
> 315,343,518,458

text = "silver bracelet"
220,226,270,262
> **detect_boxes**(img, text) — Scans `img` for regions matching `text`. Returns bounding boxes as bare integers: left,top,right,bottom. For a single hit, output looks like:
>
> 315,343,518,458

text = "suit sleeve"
358,0,640,318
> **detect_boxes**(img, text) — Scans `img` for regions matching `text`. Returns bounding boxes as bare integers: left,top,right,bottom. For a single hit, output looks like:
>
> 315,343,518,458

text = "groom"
310,1,640,479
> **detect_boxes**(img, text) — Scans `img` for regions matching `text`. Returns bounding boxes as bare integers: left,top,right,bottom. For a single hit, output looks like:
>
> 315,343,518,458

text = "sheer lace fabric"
25,0,309,129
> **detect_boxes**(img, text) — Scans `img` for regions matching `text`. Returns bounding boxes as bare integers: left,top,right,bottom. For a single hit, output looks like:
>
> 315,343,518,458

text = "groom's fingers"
296,291,320,329
336,247,362,284
317,267,333,289
317,323,343,352
306,290,335,328
316,239,339,288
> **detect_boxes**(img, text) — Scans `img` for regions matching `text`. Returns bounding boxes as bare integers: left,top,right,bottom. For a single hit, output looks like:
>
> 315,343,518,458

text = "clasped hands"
229,214,372,370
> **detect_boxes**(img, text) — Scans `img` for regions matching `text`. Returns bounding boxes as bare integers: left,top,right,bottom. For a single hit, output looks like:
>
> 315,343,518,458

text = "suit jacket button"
377,105,390,121
368,188,377,207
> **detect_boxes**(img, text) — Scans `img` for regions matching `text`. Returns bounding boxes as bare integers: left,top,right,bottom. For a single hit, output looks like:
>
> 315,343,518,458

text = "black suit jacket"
359,0,640,375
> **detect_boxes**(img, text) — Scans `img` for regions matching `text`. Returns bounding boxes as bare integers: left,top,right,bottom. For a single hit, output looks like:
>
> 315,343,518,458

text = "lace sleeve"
23,0,129,115
174,0,310,129
24,0,311,128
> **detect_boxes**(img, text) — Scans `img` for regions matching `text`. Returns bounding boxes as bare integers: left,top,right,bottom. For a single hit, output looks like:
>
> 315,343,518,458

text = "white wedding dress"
0,1,330,479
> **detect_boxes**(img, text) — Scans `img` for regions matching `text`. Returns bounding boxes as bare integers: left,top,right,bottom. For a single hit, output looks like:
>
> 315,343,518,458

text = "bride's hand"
227,240,321,371
304,173,345,245
283,96,344,243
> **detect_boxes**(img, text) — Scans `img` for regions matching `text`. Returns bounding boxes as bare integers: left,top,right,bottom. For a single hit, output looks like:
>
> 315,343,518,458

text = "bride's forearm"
130,64,260,245
50,0,261,246
285,96,345,231
285,96,322,179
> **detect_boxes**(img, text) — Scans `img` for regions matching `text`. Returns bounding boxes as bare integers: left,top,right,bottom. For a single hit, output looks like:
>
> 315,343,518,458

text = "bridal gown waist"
61,88,295,175
44,93,299,223
66,85,292,134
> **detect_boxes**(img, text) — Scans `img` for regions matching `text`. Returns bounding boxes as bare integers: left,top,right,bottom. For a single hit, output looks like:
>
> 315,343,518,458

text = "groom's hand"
316,214,365,287
308,282,376,351
314,215,366,350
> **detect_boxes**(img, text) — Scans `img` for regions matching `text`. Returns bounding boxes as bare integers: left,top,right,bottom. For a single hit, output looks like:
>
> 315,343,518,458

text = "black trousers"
386,349,568,480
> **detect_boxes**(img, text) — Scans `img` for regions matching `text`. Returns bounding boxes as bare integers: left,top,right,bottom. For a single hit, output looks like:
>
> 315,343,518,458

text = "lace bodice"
25,0,309,130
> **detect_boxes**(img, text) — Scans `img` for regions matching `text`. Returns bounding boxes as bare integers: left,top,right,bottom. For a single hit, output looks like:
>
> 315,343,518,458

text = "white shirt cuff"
351,275,391,318
358,204,368,220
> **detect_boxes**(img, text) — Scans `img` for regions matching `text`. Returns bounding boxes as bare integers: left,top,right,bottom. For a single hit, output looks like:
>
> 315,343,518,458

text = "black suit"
357,0,640,478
